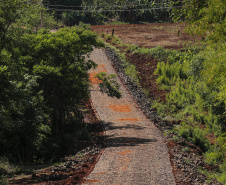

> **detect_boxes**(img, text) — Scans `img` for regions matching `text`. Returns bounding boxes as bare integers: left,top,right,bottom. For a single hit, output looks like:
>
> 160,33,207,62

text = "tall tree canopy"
0,0,108,164
171,0,226,43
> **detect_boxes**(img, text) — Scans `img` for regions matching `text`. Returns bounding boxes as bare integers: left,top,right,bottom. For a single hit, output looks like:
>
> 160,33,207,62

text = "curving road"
84,49,175,185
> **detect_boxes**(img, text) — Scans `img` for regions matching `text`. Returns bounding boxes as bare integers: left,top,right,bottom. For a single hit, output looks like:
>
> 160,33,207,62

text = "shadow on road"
103,121,158,147
104,121,146,131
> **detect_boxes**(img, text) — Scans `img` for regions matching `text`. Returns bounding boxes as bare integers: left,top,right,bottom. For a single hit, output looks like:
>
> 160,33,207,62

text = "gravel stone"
85,49,176,185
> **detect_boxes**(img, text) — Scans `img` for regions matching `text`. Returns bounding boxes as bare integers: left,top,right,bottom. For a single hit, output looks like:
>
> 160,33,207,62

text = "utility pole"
40,0,43,28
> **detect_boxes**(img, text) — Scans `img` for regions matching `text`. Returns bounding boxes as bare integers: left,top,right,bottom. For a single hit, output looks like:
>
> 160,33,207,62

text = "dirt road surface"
92,23,197,50
84,49,175,185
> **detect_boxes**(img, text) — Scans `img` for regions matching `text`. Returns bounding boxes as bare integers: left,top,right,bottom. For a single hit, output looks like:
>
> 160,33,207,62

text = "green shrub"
0,157,22,177
105,34,113,40
133,47,150,55
133,46,169,59
155,60,188,88
177,123,210,152
149,46,169,59
188,54,205,77
100,32,105,38
110,35,122,45
119,53,127,62
158,84,171,91
205,135,226,166
151,101,167,118
205,151,224,165
125,64,139,84
156,74,170,85
167,50,192,64
154,61,164,76
218,162,226,184
125,44,137,52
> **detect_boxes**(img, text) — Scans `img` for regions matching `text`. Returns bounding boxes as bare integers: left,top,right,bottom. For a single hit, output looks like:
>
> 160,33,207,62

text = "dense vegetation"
154,1,226,182
0,0,118,181
43,0,172,25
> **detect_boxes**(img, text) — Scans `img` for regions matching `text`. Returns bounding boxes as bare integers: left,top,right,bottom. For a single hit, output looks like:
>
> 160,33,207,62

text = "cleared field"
92,23,197,49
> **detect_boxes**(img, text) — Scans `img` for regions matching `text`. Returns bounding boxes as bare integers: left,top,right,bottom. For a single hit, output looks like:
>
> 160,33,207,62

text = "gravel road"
84,49,176,185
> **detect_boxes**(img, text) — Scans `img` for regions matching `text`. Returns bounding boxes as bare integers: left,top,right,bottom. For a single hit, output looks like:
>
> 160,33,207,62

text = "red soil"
92,23,198,50
117,118,139,121
126,53,166,101
107,105,131,112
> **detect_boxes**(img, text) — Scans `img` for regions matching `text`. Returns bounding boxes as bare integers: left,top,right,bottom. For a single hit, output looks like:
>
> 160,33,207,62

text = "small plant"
149,46,169,59
0,158,17,176
105,34,113,41
53,161,64,167
125,44,137,52
111,35,122,45
205,135,226,166
184,157,191,164
124,64,139,84
182,147,190,153
143,87,150,96
171,135,180,141
217,162,226,184
205,151,224,165
198,168,219,184
100,32,105,38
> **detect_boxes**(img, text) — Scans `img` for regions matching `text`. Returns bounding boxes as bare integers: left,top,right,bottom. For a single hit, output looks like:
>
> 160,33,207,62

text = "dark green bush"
177,123,210,152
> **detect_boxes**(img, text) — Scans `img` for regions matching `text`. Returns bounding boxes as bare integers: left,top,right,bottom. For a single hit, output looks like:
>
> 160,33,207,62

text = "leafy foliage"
0,0,114,170
151,45,225,182
176,122,210,152
44,0,173,25
150,1,226,182
96,72,122,98
171,0,226,44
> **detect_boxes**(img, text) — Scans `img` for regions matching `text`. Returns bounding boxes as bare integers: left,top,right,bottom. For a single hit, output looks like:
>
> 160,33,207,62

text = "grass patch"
105,21,129,25
124,64,139,84
105,34,113,41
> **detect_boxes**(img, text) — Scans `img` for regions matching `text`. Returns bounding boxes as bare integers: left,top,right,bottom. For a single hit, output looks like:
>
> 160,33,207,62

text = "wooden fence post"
112,29,114,36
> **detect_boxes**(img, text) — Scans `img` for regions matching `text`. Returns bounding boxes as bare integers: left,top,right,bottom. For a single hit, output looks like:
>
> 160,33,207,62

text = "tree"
17,2,57,30
30,27,104,152
43,0,83,25
170,0,225,131
171,0,226,43
171,0,207,22
0,0,121,166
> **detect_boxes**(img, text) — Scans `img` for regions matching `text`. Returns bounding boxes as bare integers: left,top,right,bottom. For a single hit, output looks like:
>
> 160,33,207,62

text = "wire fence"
43,2,175,8
45,6,181,13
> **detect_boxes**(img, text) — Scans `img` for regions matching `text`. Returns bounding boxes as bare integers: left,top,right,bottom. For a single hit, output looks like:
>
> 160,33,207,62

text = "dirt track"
84,49,175,184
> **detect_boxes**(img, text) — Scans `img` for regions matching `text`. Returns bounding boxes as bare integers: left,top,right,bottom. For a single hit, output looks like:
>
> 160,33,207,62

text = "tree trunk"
59,109,65,154
54,112,59,145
